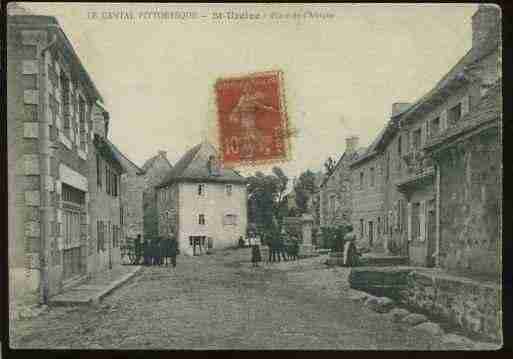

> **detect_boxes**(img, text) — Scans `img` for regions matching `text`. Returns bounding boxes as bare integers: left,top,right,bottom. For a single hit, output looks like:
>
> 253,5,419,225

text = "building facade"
141,151,173,239
156,142,247,256
350,130,387,253
7,14,104,302
87,103,124,274
319,136,364,229
379,4,501,268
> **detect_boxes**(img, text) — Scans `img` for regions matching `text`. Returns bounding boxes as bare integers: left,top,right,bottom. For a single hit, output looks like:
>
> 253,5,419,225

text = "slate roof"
156,141,246,188
424,79,501,150
105,139,145,175
350,125,389,167
395,20,500,124
141,153,173,172
93,135,125,173
320,146,366,188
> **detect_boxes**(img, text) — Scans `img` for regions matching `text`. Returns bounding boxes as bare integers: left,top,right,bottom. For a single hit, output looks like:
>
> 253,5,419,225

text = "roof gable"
157,141,246,187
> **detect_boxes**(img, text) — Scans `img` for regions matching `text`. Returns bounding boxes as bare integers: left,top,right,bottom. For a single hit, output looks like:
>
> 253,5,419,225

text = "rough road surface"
10,248,473,350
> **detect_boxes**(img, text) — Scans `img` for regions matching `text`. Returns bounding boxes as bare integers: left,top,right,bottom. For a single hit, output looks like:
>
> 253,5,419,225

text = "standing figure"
168,235,178,269
251,243,262,267
142,239,150,266
278,229,288,262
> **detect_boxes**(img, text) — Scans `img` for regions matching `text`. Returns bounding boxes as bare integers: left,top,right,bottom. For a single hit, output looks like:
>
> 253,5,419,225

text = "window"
120,205,124,226
22,74,37,90
198,214,206,225
63,210,80,247
96,155,102,190
106,165,110,195
360,219,364,238
359,171,364,189
79,97,87,150
430,117,440,137
224,214,237,225
24,104,38,122
113,225,119,248
198,184,205,196
397,135,402,156
21,45,37,59
385,152,390,182
370,167,375,187
62,183,85,205
377,217,381,236
412,202,420,240
413,129,422,151
329,194,336,212
448,103,462,126
226,184,233,196
60,72,71,136
97,220,104,252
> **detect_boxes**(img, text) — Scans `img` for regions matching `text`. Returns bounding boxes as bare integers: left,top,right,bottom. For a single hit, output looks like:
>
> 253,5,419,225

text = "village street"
10,249,463,350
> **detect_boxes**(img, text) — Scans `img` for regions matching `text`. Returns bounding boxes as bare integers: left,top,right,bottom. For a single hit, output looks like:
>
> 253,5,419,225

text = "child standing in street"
251,243,262,267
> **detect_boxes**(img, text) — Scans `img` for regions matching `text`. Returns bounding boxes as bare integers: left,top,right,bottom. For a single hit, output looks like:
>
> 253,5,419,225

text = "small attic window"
207,155,220,176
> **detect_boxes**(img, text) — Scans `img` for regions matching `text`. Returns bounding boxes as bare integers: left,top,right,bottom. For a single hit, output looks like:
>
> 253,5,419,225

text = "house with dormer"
156,141,247,255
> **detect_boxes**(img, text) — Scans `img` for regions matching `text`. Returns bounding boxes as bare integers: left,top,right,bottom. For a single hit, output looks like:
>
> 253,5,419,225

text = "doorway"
427,209,436,267
368,221,374,247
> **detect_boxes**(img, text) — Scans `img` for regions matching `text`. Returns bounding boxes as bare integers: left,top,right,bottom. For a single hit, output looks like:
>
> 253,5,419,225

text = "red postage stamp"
214,70,291,166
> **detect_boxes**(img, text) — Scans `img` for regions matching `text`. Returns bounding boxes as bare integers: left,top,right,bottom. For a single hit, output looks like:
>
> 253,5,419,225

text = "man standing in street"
168,234,179,270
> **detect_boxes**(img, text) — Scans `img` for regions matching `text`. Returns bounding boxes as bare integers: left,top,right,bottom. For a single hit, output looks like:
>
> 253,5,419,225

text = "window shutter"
421,122,428,147
461,96,470,117
407,202,412,241
418,201,425,241
440,110,448,132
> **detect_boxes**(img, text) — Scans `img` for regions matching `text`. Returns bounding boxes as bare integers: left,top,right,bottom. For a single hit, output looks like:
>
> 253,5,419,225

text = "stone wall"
117,157,144,241
319,154,353,229
351,154,386,252
157,184,179,237
400,270,501,342
436,129,500,278
142,154,172,238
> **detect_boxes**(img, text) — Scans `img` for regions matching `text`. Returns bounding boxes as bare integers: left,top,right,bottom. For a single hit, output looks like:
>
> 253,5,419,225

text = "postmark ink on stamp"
214,70,291,167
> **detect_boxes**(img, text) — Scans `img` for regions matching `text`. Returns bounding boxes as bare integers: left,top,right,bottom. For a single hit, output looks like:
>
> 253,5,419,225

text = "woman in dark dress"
251,243,262,267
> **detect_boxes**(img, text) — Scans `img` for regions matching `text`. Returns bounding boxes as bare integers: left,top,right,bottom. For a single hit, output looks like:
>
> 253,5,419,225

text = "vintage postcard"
5,2,502,351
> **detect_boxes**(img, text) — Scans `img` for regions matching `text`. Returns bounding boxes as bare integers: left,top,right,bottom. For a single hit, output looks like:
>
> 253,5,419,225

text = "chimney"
472,4,501,49
391,102,411,117
158,150,167,158
345,136,359,154
92,103,109,139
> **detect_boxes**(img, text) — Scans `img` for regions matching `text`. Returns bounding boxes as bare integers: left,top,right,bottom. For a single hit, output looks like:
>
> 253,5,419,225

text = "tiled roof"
320,146,366,188
425,79,501,150
141,153,172,172
105,139,145,175
395,21,500,124
350,125,389,167
156,141,246,188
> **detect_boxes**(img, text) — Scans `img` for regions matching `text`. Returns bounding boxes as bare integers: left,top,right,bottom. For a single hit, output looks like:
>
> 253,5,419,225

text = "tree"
247,167,289,238
324,157,335,176
294,169,316,214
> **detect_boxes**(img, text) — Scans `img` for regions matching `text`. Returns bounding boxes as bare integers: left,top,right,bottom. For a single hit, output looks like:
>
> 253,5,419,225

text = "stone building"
350,127,391,253
390,4,501,268
108,141,145,243
424,80,501,278
141,151,173,239
319,136,365,229
7,14,104,302
87,103,125,273
156,141,247,256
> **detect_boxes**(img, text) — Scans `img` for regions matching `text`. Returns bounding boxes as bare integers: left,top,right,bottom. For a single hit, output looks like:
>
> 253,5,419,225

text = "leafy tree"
294,169,316,214
247,167,289,239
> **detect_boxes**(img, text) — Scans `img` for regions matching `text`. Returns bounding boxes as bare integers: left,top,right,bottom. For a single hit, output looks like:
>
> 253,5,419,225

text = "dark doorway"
368,221,374,247
427,209,436,267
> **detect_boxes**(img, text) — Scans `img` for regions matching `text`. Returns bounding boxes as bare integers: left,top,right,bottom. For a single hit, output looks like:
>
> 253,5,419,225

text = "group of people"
250,229,301,267
134,234,179,268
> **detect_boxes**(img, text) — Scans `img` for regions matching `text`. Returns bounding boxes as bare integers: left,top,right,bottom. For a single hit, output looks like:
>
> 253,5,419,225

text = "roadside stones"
473,341,501,350
348,290,369,302
365,295,395,313
388,308,410,322
412,321,444,336
402,313,428,326
441,333,476,350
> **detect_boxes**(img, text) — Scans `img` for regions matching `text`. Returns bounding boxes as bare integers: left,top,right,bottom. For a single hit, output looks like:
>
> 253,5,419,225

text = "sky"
17,3,477,180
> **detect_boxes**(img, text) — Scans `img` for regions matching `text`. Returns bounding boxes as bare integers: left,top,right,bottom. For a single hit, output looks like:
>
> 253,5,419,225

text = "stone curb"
91,266,143,305
50,266,142,306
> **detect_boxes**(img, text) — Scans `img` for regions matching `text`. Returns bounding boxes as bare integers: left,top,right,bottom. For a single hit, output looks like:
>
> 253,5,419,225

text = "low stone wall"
400,271,501,342
349,267,502,342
